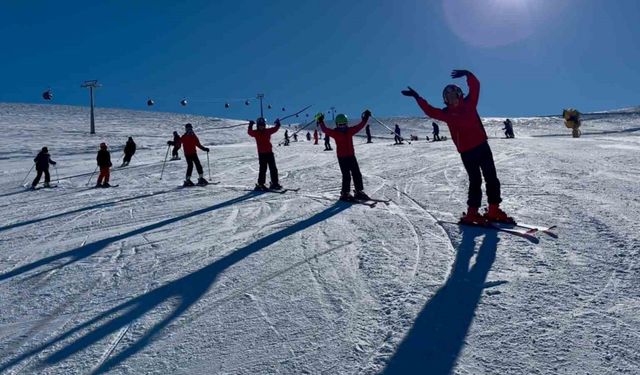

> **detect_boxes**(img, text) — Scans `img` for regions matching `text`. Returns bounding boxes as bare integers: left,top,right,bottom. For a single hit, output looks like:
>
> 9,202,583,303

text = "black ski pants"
172,144,181,158
338,156,364,194
32,169,50,187
123,152,134,164
185,153,203,178
460,142,501,208
258,152,279,185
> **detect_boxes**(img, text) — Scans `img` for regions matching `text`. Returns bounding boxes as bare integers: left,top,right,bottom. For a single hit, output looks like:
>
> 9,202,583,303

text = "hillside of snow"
1,103,639,374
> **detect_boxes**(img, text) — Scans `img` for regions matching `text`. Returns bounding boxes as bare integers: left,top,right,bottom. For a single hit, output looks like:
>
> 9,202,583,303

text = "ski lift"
180,99,188,106
245,100,250,106
225,102,230,109
306,113,309,117
147,99,155,106
282,107,286,112
267,104,272,109
42,89,53,101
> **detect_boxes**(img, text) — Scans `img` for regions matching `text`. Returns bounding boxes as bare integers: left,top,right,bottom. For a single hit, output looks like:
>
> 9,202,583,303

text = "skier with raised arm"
402,69,514,224
181,123,210,187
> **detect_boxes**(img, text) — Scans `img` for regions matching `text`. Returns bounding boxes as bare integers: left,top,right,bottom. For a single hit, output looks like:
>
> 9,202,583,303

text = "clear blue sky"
1,0,639,119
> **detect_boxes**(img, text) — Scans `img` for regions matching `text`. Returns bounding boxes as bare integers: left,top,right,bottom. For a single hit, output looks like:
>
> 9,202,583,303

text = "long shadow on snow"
0,191,260,283
0,201,351,374
384,227,499,375
0,189,180,233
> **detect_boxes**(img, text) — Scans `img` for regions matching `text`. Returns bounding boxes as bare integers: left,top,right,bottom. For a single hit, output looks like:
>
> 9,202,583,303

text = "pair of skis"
340,197,391,208
444,218,557,243
243,187,300,194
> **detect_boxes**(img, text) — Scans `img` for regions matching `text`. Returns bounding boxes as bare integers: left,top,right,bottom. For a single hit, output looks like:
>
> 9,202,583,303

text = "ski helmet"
185,123,193,130
42,146,48,153
335,114,348,126
100,142,107,150
442,84,463,104
256,117,267,127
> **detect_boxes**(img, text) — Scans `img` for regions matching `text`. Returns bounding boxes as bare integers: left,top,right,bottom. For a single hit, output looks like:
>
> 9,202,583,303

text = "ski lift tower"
257,93,265,118
81,80,101,134
329,106,336,121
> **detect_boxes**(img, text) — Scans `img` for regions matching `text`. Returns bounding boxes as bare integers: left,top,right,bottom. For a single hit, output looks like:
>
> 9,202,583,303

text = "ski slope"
1,103,639,374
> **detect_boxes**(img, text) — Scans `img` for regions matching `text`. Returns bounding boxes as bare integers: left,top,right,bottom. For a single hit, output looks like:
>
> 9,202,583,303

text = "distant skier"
31,147,56,189
121,137,136,167
402,69,514,224
293,132,298,142
366,124,372,143
167,131,182,160
284,129,290,146
394,124,404,144
96,142,113,188
306,131,311,142
432,122,441,141
503,119,515,138
324,132,332,151
313,129,319,145
318,110,372,201
181,123,210,186
248,117,282,190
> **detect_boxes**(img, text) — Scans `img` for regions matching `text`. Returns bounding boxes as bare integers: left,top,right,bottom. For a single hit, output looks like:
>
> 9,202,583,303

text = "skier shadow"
0,201,352,374
0,190,178,233
0,191,262,282
383,226,500,375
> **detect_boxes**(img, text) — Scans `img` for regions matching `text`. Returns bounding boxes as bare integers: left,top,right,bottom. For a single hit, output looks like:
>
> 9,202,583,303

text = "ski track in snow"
0,103,639,374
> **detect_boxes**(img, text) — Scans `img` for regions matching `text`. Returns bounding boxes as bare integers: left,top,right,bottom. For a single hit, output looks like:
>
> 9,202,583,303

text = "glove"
451,69,470,79
315,113,325,123
274,119,281,126
401,86,419,98
362,109,371,120
204,147,210,152
249,120,255,127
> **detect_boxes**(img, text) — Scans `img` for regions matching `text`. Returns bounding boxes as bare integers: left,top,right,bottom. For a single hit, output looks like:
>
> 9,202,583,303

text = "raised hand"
451,69,470,79
401,86,419,98
362,109,372,120
274,119,281,126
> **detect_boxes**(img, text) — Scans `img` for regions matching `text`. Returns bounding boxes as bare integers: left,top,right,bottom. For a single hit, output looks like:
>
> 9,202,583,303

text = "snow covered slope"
1,103,639,374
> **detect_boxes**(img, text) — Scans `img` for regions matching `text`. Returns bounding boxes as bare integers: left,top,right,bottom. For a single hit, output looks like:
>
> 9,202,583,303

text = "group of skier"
28,68,515,224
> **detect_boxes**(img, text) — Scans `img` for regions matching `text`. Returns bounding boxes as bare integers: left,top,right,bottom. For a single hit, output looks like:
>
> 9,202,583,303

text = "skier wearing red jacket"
181,123,210,186
402,69,514,224
318,110,371,201
248,117,282,190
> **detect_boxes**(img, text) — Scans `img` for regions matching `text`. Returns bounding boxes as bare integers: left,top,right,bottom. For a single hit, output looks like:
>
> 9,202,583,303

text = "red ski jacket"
248,123,280,154
319,120,367,158
181,132,206,156
415,73,488,153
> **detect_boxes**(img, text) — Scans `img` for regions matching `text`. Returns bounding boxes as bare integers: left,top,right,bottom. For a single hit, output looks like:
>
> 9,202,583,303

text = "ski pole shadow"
383,226,500,375
0,191,262,283
0,201,352,374
0,189,179,233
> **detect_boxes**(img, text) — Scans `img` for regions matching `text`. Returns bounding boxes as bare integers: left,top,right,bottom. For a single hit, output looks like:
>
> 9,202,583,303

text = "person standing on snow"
503,119,515,138
31,147,56,189
432,122,441,141
284,129,290,146
394,124,404,144
402,69,514,224
121,137,136,167
167,131,182,160
324,131,332,151
318,110,372,201
306,131,311,142
181,123,210,186
293,132,298,142
366,124,372,143
248,117,282,190
96,142,113,188
313,129,319,145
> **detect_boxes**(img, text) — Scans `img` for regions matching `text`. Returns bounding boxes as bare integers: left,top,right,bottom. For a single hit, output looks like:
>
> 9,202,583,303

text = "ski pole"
206,151,212,181
55,165,60,185
20,164,35,186
371,115,411,144
160,144,170,180
86,166,98,186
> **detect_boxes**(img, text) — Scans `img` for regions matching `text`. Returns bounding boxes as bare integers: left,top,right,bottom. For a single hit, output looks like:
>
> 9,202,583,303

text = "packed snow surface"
1,103,639,374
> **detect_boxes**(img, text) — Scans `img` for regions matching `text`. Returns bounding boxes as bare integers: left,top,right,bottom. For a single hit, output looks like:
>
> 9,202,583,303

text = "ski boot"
484,204,516,224
43,182,51,188
340,192,354,202
102,182,112,188
254,183,268,191
183,179,195,187
269,182,283,190
354,190,370,201
459,207,488,225
197,177,209,186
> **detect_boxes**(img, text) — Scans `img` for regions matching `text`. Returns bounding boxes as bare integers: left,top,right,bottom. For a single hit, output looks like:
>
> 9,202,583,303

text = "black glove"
204,147,210,152
401,86,419,98
249,120,255,127
451,69,470,79
362,109,371,120
274,119,281,126
52,161,57,165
